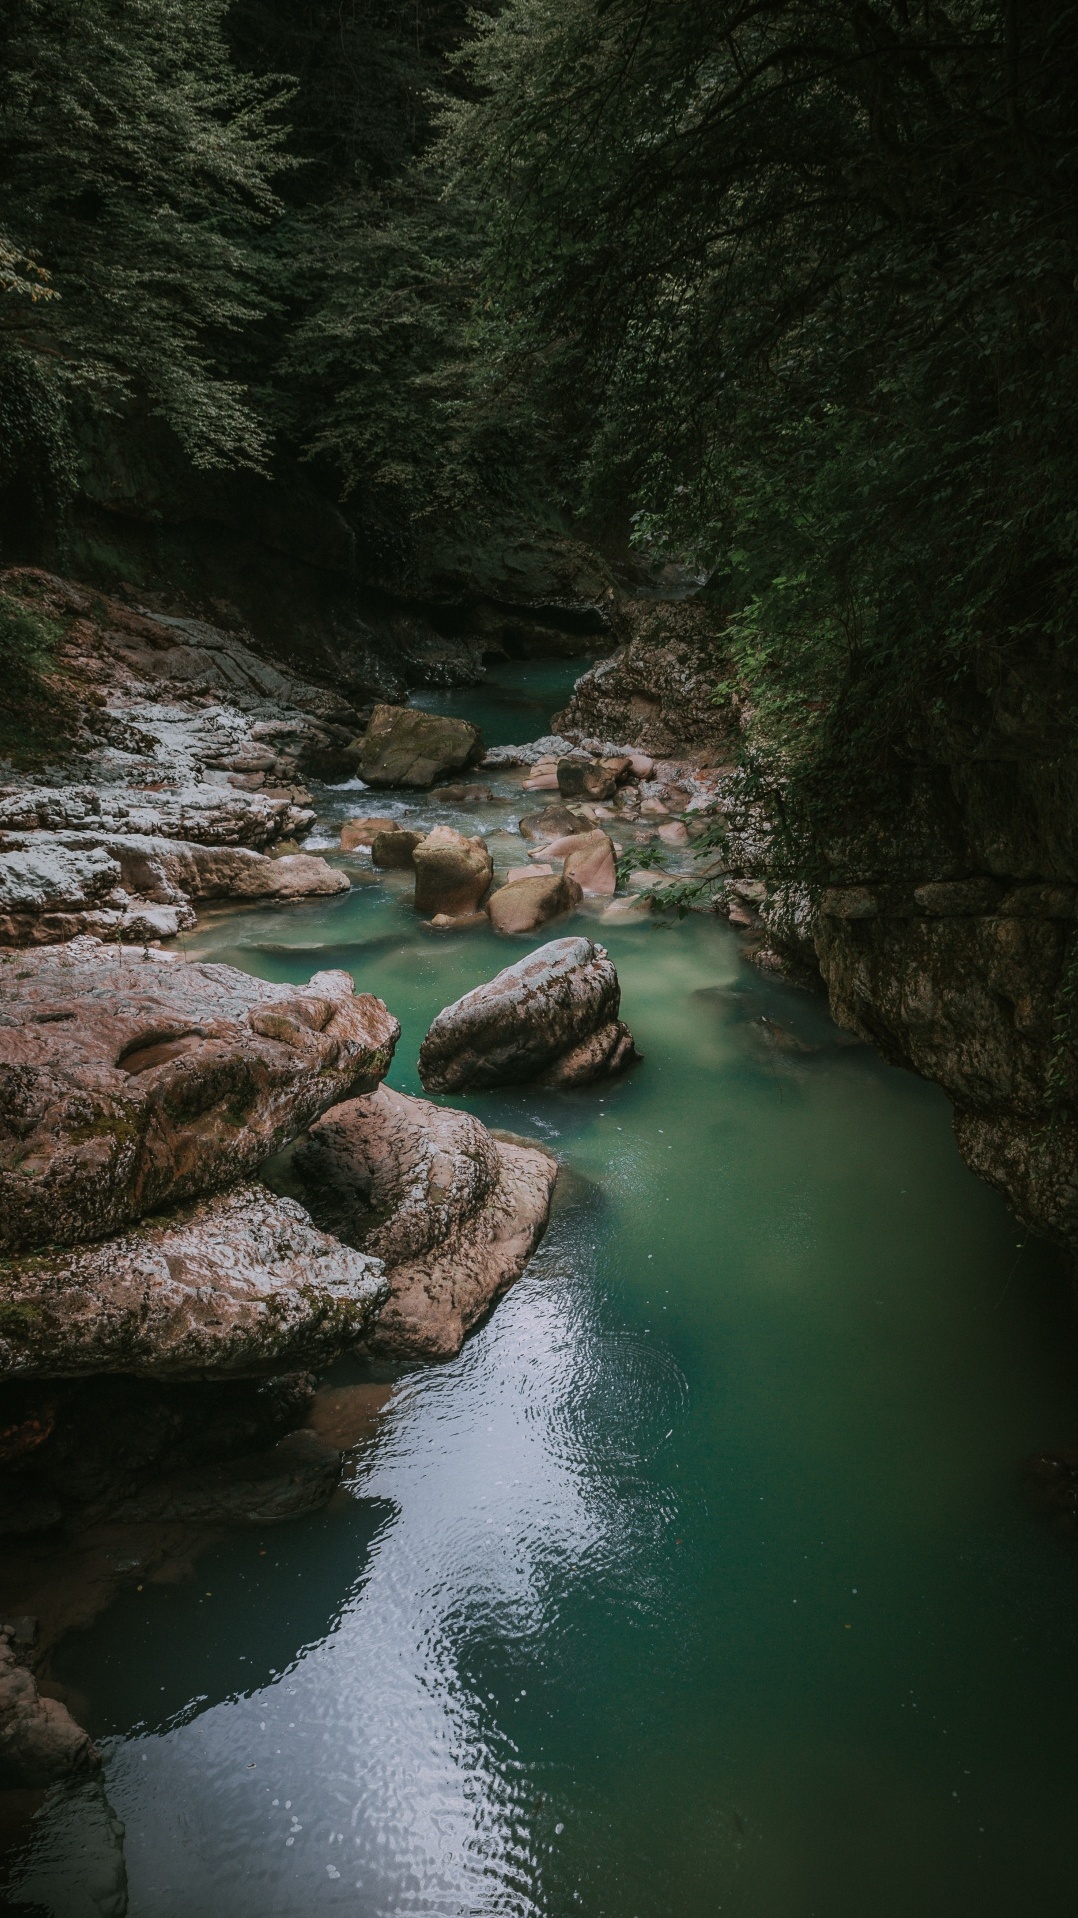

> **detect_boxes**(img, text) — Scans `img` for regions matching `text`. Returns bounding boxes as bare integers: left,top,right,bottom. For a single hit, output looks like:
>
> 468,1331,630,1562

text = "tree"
450,0,1078,830
0,0,287,482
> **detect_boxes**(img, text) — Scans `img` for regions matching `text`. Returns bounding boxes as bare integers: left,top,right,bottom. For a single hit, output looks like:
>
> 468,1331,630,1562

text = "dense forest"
2,0,1076,827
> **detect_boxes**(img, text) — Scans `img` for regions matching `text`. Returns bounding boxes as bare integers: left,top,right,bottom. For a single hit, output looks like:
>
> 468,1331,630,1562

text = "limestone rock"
487,872,582,936
0,845,121,916
371,828,422,869
0,783,311,848
358,705,483,788
418,934,639,1091
413,826,493,916
0,1632,96,1786
0,940,399,1253
0,1185,388,1380
291,1085,558,1360
554,597,739,757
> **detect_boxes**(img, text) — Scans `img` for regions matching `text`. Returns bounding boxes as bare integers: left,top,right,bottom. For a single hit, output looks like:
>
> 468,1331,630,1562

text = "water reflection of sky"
44,1202,680,1918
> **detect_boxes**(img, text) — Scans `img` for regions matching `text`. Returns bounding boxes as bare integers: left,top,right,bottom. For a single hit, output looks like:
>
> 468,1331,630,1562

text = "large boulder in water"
0,938,399,1253
0,1185,387,1381
358,705,483,788
291,1085,558,1359
413,826,493,916
418,935,640,1091
487,872,581,936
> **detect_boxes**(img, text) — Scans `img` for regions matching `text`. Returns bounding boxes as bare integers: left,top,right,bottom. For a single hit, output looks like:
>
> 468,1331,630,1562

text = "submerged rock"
339,816,397,851
417,934,639,1091
0,1630,97,1786
518,804,591,843
486,871,582,936
358,705,483,788
0,1185,387,1380
412,826,493,916
0,940,399,1253
291,1085,557,1359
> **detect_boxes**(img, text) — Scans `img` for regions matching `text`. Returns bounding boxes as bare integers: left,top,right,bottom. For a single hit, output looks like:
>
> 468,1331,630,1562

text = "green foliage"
449,0,1078,839
0,0,289,476
0,587,77,765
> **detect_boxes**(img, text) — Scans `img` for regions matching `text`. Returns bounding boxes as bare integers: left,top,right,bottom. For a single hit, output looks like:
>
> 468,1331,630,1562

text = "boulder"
340,816,397,851
560,829,617,896
518,805,590,843
372,828,422,870
0,939,399,1253
291,1086,558,1360
431,783,495,803
358,705,483,788
557,758,616,801
0,1185,388,1381
486,872,582,936
413,826,493,916
0,1631,97,1786
418,934,639,1091
658,820,690,847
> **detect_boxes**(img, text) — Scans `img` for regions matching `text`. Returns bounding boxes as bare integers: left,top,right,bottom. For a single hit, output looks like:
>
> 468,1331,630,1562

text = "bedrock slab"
417,934,639,1091
0,1186,388,1380
0,939,399,1253
291,1085,557,1359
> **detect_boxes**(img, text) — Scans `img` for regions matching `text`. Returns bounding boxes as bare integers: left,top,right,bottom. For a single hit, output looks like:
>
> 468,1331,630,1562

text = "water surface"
9,719,1078,1918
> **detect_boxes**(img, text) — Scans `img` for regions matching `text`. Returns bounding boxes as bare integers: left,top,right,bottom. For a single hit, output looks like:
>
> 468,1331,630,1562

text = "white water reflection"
23,1221,681,1918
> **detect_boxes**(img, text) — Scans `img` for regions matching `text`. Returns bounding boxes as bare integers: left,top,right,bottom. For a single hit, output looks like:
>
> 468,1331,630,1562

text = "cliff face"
557,603,1078,1261
810,645,1078,1259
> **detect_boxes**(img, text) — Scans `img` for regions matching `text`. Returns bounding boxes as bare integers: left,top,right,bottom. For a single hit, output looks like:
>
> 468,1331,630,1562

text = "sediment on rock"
288,1085,558,1359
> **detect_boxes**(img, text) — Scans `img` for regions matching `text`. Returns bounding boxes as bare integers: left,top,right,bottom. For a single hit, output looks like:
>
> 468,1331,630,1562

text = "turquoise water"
407,655,590,746
10,751,1078,1916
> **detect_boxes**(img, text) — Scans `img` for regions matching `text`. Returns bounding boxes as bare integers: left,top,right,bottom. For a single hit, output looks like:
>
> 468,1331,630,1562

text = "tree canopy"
450,0,1078,823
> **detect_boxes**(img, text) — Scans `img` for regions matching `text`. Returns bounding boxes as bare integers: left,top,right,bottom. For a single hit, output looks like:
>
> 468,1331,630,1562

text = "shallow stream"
8,673,1078,1917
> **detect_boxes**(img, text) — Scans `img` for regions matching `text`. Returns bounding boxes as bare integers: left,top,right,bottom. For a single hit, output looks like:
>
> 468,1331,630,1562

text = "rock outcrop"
418,935,639,1091
290,1086,558,1359
0,1186,387,1380
358,705,483,788
412,826,493,917
0,1631,97,1787
0,940,399,1252
554,597,740,759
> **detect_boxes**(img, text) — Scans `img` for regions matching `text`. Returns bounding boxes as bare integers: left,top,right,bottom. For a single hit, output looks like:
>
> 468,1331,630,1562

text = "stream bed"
8,680,1078,1917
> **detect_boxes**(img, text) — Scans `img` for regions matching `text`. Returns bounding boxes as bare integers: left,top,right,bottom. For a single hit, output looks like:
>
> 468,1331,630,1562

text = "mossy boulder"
358,705,483,789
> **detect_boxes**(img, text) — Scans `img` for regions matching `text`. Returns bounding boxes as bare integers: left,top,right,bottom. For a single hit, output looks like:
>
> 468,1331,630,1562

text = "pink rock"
521,771,561,792
628,753,654,778
658,820,690,846
508,863,553,883
562,829,617,897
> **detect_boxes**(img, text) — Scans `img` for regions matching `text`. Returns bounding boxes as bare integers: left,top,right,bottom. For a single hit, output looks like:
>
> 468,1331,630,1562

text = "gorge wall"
561,611,1078,1267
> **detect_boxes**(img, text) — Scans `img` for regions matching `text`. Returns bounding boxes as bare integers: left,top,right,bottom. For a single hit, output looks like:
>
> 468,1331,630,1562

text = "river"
8,663,1078,1917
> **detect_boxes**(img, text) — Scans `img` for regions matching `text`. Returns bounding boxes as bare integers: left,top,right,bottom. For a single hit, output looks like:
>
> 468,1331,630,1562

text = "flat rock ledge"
417,935,640,1092
0,937,399,1254
290,1085,558,1359
0,1185,388,1381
